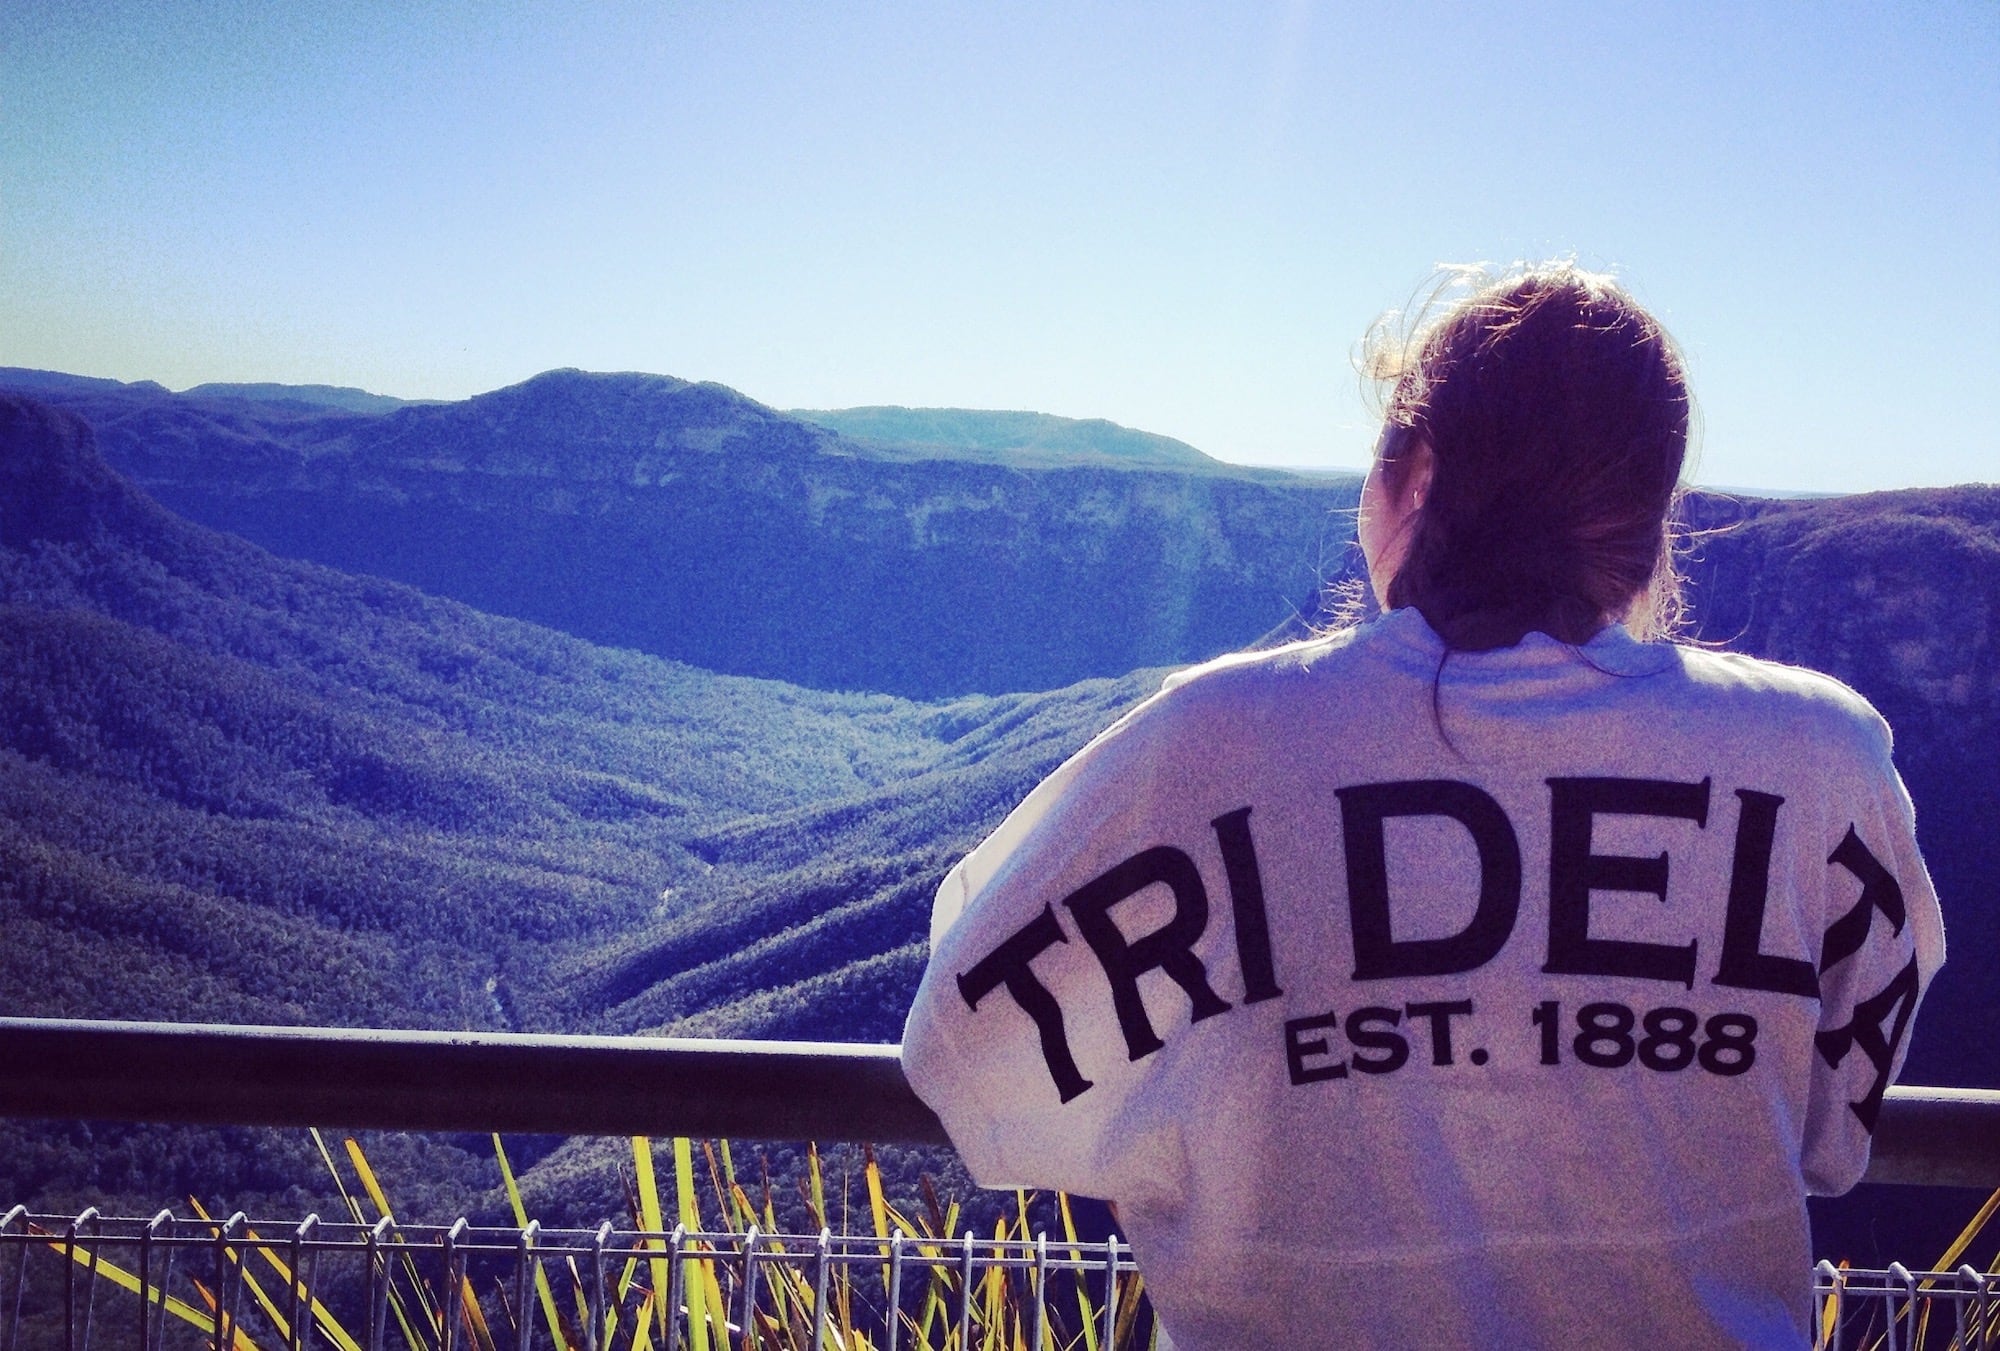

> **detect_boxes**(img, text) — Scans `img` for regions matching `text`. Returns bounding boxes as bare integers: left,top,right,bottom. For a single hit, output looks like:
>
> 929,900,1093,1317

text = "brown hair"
1361,262,1691,650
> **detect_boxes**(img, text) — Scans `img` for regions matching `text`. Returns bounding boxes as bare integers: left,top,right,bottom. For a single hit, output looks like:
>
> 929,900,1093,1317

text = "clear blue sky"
4,1,1995,491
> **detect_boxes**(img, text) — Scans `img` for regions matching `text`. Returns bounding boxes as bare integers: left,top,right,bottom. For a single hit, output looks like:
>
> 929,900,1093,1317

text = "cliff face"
787,405,1219,469
31,369,1359,698
1677,489,2000,1092
1684,490,2000,734
0,394,173,547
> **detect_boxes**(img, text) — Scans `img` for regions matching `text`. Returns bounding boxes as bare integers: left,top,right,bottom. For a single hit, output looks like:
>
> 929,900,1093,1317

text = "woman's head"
1358,262,1692,650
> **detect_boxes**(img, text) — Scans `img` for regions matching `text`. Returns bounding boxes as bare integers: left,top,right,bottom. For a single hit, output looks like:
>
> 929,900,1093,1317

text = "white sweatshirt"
901,609,1945,1350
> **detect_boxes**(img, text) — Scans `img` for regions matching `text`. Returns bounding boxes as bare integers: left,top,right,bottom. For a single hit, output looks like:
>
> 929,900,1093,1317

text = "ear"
1405,439,1436,510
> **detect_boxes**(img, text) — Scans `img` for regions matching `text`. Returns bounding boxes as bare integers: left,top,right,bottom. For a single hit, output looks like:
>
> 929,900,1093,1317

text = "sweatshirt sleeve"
1799,710,1947,1196
899,689,1201,1195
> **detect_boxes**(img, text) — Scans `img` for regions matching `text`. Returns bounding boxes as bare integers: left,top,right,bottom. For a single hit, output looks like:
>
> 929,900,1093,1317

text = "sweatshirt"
900,608,1945,1350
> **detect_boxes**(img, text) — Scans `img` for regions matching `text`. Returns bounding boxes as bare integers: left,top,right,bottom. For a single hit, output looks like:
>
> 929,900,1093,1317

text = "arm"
901,687,1207,1195
1799,714,1946,1195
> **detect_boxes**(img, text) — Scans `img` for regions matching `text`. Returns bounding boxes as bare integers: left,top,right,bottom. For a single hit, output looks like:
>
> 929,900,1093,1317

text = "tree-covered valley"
0,372,1995,1263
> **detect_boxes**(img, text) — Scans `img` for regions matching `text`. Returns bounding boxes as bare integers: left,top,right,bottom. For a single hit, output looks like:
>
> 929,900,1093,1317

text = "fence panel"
0,1211,1148,1351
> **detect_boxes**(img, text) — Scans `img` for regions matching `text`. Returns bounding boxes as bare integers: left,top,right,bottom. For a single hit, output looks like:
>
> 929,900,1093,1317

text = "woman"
900,264,1944,1349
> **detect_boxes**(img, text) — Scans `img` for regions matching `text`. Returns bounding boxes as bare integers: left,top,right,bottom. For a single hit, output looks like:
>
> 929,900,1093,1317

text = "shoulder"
1665,643,1897,767
1096,626,1379,751
1158,633,1342,697
1669,643,1887,729
1154,618,1405,706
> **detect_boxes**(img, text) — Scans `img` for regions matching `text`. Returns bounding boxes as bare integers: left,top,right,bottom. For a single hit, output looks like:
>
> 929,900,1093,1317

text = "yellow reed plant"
624,1136,1154,1351
35,1131,1154,1351
46,1131,1993,1351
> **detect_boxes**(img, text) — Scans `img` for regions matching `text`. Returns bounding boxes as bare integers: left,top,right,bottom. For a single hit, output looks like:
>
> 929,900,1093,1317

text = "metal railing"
0,1019,943,1144
0,1212,1989,1351
0,1018,1995,1188
1815,1261,1999,1350
0,1210,1145,1351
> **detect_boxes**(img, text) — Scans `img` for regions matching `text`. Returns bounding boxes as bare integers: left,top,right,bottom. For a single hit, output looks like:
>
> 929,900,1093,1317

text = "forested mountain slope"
0,394,1155,1035
0,391,1165,1222
1,368,1359,698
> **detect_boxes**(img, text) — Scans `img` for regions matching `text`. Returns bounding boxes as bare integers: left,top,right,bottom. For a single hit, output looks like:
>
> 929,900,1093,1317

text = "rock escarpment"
18,369,1359,698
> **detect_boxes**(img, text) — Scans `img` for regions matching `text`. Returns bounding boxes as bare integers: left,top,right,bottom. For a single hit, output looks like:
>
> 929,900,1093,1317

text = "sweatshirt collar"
1370,604,1669,678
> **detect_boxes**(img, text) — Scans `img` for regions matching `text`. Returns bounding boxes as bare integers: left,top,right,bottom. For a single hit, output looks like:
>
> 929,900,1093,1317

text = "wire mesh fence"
0,1209,1146,1351
2,1209,1995,1351
1814,1260,1999,1351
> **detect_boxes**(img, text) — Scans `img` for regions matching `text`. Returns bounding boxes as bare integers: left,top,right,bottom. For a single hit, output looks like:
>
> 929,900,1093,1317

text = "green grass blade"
309,1128,370,1228
494,1135,570,1351
1056,1194,1097,1351
343,1138,440,1351
459,1274,500,1351
807,1144,827,1232
40,1229,231,1343
632,1138,687,1351
1932,1185,2000,1277
626,1293,654,1351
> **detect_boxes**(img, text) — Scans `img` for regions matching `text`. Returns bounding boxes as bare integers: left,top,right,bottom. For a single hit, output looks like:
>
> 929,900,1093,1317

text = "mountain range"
2,367,1359,698
0,370,1995,1263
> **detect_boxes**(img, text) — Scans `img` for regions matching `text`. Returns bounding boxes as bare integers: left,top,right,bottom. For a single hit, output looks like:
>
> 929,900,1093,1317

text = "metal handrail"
0,1017,1992,1188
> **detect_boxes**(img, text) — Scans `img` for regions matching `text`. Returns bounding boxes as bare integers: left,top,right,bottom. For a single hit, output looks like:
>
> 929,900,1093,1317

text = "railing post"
1030,1232,1048,1351
136,1210,162,1351
1815,1258,1845,1351
441,1217,467,1351
288,1214,318,1351
809,1229,830,1351
955,1230,974,1348
738,1227,762,1351
1099,1234,1120,1349
586,1221,610,1351
886,1231,905,1351
662,1224,686,1351
63,1206,98,1351
514,1221,538,1351
367,1216,394,1351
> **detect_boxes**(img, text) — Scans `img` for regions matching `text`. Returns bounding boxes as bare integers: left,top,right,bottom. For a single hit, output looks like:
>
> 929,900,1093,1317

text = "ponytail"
1361,263,1691,650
